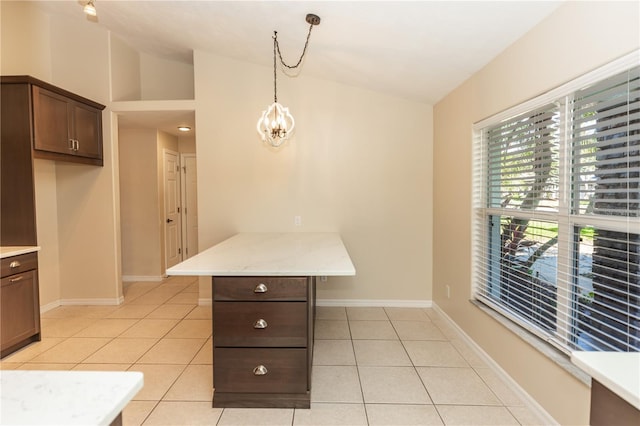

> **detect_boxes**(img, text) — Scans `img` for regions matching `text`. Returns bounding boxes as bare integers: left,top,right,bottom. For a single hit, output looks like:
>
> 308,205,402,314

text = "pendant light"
83,0,97,17
257,14,320,148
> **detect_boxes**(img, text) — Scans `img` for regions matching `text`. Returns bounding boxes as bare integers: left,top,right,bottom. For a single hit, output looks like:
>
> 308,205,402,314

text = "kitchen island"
571,351,640,425
166,232,355,408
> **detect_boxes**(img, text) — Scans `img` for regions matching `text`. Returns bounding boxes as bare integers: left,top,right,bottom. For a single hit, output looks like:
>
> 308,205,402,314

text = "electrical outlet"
446,285,451,299
294,216,302,226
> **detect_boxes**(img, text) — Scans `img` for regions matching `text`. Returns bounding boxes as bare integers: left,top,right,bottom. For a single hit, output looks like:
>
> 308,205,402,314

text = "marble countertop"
1,246,40,259
167,232,356,276
0,370,143,425
571,351,640,409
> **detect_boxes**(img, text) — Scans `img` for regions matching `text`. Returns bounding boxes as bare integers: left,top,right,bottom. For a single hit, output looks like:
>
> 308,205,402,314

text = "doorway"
163,149,182,270
180,153,198,259
117,114,197,282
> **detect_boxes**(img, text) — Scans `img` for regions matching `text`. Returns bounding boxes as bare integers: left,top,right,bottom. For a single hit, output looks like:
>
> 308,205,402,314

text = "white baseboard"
40,296,124,313
431,303,558,426
59,297,124,306
122,275,164,282
317,299,432,308
40,300,61,314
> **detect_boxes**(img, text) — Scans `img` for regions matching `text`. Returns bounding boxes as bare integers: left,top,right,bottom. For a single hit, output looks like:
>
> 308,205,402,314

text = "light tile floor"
0,276,547,425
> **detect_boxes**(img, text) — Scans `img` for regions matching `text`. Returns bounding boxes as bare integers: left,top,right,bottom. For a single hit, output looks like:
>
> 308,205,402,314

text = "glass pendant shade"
257,102,295,147
84,1,97,16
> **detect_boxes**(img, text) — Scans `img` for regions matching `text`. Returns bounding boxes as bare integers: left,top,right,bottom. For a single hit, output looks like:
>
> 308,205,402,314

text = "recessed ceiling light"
177,126,191,132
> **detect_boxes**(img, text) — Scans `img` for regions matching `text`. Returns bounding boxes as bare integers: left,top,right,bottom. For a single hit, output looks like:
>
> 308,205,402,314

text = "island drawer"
214,348,307,394
213,277,308,301
214,301,307,347
1,252,37,278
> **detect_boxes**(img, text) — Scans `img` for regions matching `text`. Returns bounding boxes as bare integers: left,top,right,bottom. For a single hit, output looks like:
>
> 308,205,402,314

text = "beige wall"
194,52,433,303
32,160,61,308
2,2,122,305
141,53,194,100
119,129,162,278
49,11,121,303
179,136,196,153
433,1,640,424
118,129,184,279
0,1,51,80
110,35,141,102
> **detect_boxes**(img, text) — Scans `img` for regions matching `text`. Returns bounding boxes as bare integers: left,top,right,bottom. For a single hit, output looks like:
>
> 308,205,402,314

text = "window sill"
470,299,590,386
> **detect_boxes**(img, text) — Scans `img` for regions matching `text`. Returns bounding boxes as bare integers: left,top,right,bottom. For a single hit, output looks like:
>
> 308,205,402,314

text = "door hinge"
177,207,180,213
178,248,182,254
176,165,180,172
183,166,187,173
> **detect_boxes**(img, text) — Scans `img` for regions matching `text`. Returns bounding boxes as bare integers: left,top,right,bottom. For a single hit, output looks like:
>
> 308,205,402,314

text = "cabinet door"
72,102,102,159
1,270,39,351
32,86,74,155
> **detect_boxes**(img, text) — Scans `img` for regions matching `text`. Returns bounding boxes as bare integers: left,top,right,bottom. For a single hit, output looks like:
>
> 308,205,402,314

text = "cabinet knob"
254,283,268,293
253,319,268,329
253,365,268,376
9,261,21,268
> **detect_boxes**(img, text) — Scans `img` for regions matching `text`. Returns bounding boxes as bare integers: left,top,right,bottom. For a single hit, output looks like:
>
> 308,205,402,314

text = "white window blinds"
487,104,560,212
572,66,640,217
474,62,640,353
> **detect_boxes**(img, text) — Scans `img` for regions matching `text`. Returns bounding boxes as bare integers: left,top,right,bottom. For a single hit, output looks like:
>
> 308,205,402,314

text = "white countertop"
167,232,356,276
0,370,143,425
1,246,40,259
571,351,640,409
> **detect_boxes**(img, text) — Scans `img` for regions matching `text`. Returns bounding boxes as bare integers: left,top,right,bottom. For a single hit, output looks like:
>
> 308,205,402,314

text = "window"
473,57,639,354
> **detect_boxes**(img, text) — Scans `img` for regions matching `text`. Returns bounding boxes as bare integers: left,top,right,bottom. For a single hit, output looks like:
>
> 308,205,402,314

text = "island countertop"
0,370,143,425
166,232,356,276
571,351,640,410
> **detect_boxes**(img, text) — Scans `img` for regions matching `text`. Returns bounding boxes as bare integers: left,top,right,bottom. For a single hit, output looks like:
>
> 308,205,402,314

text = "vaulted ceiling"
31,1,563,134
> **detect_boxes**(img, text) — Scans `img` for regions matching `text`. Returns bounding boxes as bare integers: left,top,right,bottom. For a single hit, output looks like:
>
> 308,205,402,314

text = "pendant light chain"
272,21,314,104
273,32,278,103
274,22,315,70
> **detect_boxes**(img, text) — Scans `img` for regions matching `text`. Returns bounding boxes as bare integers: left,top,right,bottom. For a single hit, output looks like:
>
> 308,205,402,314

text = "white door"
181,154,198,259
164,149,182,270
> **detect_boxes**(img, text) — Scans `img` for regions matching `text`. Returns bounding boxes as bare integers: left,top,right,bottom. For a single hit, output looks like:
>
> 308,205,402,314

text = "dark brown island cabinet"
0,76,105,358
212,276,316,408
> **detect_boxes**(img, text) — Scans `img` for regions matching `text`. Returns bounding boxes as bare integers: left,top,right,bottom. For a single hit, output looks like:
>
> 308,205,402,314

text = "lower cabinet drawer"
214,348,307,394
214,302,308,347
1,253,37,277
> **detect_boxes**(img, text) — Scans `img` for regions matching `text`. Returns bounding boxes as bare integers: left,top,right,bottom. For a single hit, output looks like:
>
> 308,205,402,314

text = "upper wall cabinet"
1,76,106,166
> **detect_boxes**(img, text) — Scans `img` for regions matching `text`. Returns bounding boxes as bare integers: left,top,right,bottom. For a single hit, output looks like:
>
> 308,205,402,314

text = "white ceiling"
32,0,564,135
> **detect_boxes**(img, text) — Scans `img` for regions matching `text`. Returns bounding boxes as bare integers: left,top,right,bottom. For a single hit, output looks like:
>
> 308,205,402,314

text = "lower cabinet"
212,276,315,408
1,252,41,358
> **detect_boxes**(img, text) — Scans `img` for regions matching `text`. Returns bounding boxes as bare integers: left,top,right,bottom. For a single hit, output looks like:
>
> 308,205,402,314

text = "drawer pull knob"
10,276,24,283
253,319,268,329
9,261,21,268
253,365,268,376
254,283,268,293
